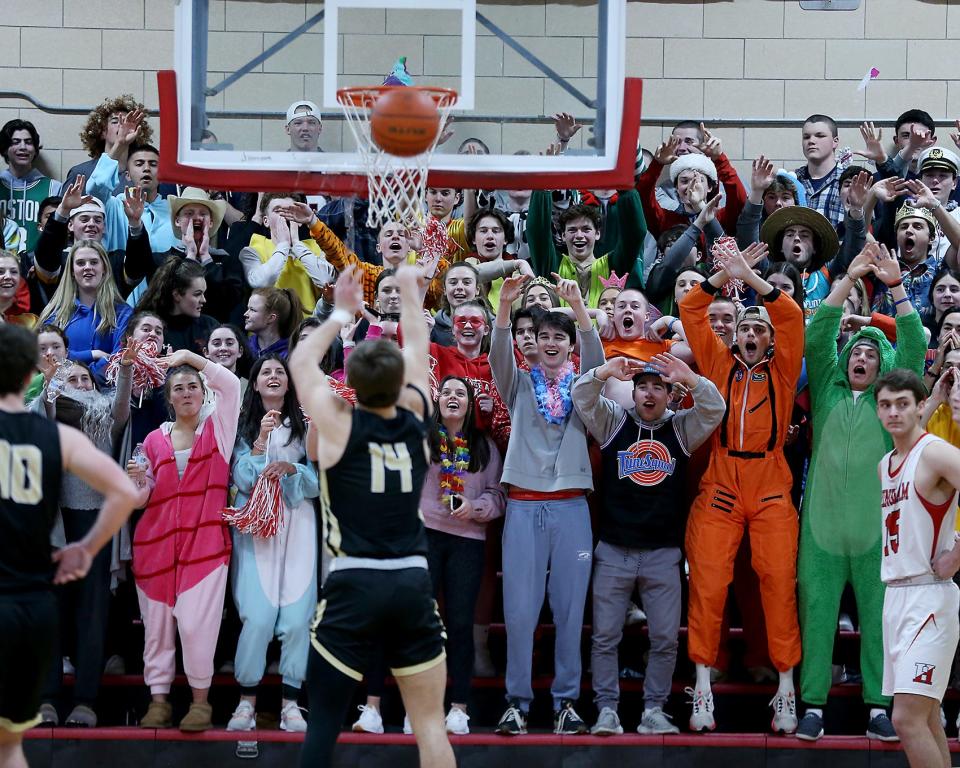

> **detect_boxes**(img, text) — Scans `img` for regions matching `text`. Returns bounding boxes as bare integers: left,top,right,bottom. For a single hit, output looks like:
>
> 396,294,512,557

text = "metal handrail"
0,88,953,128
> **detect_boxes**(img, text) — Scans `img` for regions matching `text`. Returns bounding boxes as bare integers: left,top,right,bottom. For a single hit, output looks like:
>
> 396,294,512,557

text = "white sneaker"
624,602,647,626
226,700,256,732
352,705,384,734
686,686,716,732
280,701,307,733
403,715,413,735
445,707,470,735
769,690,798,734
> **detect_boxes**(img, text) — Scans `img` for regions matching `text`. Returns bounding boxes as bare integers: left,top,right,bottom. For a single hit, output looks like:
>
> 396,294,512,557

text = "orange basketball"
370,88,441,157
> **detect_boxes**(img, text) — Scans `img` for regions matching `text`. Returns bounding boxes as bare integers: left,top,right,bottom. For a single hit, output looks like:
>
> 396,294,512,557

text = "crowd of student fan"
6,95,960,742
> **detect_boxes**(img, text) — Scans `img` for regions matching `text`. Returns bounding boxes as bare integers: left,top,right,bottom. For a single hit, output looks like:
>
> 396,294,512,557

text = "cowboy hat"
168,187,226,238
760,205,839,263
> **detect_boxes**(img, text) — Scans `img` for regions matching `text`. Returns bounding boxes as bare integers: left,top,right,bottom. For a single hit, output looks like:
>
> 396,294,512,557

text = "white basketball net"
337,86,458,231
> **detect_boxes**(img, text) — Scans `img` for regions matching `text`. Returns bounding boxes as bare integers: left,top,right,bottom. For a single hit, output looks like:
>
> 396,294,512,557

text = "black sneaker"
554,700,588,735
795,711,824,741
866,712,898,742
496,702,527,736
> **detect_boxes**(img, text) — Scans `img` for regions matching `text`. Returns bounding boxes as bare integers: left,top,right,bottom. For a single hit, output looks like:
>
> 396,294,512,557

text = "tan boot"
140,701,173,729
179,702,213,732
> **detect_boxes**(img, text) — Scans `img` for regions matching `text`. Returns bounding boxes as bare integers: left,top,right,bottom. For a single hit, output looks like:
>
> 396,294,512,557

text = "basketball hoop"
337,85,458,230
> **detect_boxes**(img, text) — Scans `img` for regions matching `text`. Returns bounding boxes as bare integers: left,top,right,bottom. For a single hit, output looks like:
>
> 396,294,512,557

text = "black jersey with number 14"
0,411,62,594
320,403,429,560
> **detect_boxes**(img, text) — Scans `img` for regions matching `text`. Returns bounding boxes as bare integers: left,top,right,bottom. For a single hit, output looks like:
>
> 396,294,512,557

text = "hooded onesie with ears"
797,302,926,708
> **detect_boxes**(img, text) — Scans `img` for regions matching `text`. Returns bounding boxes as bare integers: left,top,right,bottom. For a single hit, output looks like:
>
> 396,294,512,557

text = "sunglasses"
454,316,486,329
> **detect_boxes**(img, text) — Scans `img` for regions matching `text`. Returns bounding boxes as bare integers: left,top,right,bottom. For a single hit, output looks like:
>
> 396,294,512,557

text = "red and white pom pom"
419,216,449,264
222,474,285,538
105,338,167,392
710,236,746,308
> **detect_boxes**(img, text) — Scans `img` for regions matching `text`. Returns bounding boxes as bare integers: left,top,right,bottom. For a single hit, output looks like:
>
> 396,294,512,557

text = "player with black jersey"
0,324,137,768
572,353,724,737
290,265,453,768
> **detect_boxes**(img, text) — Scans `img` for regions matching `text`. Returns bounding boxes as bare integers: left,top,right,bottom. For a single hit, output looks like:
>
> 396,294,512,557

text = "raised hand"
695,192,722,226
905,123,936,157
553,112,583,143
654,135,681,166
117,108,146,147
597,356,645,382
904,178,940,209
498,273,530,306
649,352,698,387
698,123,722,159
277,202,317,227
841,314,872,334
541,141,563,157
750,156,777,196
197,218,211,261
871,176,909,203
269,211,291,247
120,338,145,367
333,265,364,316
123,185,144,228
873,243,905,287
951,119,960,153
846,170,872,211
854,121,886,165
847,243,880,280
740,241,770,269
686,173,708,210
59,175,94,214
181,227,199,261
550,271,584,306
39,352,59,383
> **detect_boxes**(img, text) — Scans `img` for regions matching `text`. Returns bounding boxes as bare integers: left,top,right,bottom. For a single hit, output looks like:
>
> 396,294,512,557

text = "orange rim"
336,85,459,110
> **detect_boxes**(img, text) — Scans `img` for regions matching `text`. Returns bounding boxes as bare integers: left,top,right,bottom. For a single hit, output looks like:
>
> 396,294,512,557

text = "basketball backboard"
160,0,640,194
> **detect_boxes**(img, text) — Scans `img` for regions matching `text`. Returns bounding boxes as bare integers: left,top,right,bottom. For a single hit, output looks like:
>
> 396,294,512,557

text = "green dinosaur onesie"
798,303,926,708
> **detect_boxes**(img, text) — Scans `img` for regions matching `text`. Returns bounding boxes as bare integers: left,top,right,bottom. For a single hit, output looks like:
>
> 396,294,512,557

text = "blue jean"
502,497,592,710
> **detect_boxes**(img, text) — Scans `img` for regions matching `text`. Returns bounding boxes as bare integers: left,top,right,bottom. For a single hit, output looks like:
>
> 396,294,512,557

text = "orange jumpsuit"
678,283,803,672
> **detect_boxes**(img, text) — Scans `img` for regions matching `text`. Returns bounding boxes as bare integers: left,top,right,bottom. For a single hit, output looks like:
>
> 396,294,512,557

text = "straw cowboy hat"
169,187,227,238
760,205,839,264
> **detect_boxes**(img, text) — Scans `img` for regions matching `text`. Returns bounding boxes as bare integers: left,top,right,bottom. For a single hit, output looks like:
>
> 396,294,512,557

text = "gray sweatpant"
591,541,682,711
502,497,593,711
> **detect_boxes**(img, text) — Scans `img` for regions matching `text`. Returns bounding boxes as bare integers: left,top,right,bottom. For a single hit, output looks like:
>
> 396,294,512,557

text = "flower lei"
530,361,575,425
438,425,469,501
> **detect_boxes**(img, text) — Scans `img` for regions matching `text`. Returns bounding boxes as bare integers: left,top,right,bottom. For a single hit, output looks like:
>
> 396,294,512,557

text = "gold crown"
895,204,937,232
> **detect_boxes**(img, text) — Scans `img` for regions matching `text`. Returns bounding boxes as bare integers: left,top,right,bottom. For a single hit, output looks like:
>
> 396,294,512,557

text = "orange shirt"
602,336,675,362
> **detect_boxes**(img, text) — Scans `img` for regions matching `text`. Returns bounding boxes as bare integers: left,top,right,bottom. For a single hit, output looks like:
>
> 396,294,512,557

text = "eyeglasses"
454,317,486,329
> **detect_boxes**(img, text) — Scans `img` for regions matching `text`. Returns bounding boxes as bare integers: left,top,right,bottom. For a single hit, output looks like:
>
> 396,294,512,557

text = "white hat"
918,146,960,176
69,198,105,219
669,154,718,185
168,187,226,238
286,100,321,125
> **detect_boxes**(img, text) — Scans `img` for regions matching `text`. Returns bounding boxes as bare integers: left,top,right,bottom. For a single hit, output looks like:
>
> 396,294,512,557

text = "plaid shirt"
794,163,844,230
308,219,448,309
871,254,938,317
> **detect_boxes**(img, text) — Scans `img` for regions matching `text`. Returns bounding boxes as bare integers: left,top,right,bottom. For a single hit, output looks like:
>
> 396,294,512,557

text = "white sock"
695,664,711,691
806,708,823,718
778,669,795,694
869,708,885,720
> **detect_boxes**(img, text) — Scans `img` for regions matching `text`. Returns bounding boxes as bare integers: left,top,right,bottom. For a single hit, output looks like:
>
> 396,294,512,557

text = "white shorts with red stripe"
882,579,960,700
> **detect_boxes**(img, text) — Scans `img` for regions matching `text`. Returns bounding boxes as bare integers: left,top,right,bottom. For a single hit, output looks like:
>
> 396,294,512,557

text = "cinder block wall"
2,0,958,182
